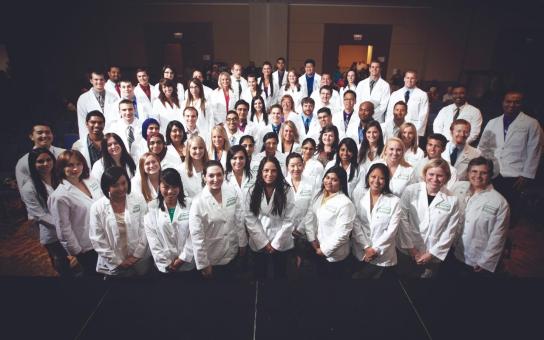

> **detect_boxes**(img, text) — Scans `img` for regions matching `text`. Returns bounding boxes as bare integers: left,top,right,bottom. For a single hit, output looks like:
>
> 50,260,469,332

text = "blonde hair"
422,158,452,183
138,152,161,202
381,137,411,167
397,122,419,153
185,135,209,177
280,120,300,144
217,71,232,91
208,125,231,160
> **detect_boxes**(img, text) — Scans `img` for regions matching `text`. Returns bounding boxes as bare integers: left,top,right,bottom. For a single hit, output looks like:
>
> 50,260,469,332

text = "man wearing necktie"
106,99,141,161
230,63,247,100
442,119,481,180
355,61,390,122
105,65,122,99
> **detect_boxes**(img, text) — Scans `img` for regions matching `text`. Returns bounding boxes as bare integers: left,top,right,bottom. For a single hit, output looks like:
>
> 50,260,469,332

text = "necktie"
404,90,410,103
133,98,139,119
98,93,105,111
127,126,135,150
278,71,284,86
303,117,310,133
115,83,121,96
273,124,280,135
450,147,459,166
453,107,460,121
230,136,236,146
369,79,376,94
237,80,242,98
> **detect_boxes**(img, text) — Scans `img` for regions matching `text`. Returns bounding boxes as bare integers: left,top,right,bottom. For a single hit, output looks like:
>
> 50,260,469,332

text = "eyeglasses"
226,118,238,122
149,141,164,145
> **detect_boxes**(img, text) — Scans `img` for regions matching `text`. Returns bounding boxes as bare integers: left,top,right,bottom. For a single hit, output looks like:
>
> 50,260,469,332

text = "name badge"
132,205,141,213
436,202,451,211
482,204,498,215
90,182,99,190
376,206,391,214
300,189,313,197
397,174,410,180
179,212,189,221
226,197,237,207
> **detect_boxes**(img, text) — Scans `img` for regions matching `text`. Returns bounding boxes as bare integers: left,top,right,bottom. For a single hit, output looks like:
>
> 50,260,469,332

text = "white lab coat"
105,79,121,99
304,192,356,262
134,83,160,113
312,90,342,116
105,118,142,161
90,159,135,183
48,178,104,255
189,184,247,270
404,147,425,167
131,175,158,203
352,191,401,266
225,172,254,202
298,114,323,144
15,145,65,195
386,87,429,136
184,85,213,102
280,86,304,112
373,160,415,197
231,75,248,98
152,99,184,135
442,142,481,181
381,120,400,142
250,151,287,178
298,73,321,98
111,96,152,124
331,110,357,141
433,103,483,144
76,89,117,138
339,83,358,101
20,181,58,245
89,194,149,275
324,159,365,198
413,157,458,190
210,88,237,126
397,182,460,261
302,158,325,189
355,77,391,122
184,98,213,139
452,181,509,272
144,200,195,273
478,112,543,179
244,186,296,251
286,175,317,237
257,76,281,107
162,146,184,173
272,70,288,88
180,166,203,199
154,82,185,102
72,135,94,169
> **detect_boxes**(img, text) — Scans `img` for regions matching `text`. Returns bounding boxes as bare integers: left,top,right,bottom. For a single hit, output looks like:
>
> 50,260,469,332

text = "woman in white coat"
375,137,415,197
21,148,71,276
152,78,183,134
48,150,103,276
278,120,301,155
280,70,303,111
154,65,185,102
300,138,324,186
352,163,401,278
180,135,209,199
208,125,230,170
452,157,509,275
144,168,196,276
398,122,424,166
147,132,183,173
250,132,287,177
280,94,300,123
250,96,269,130
91,133,137,182
325,137,364,198
184,78,213,135
397,158,460,278
165,120,187,162
131,152,161,203
245,156,296,279
304,166,356,278
339,69,358,99
241,74,266,110
210,71,236,125
357,121,385,172
225,145,254,199
189,160,247,279
90,167,150,277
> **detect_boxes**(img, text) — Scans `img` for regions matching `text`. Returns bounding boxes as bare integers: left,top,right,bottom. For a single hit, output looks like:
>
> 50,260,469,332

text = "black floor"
1,277,543,340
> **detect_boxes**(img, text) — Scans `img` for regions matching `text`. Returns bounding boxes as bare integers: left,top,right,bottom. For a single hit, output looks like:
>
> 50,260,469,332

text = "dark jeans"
75,250,99,277
396,250,441,278
493,175,523,227
252,249,291,279
352,260,397,279
315,256,349,279
44,241,72,277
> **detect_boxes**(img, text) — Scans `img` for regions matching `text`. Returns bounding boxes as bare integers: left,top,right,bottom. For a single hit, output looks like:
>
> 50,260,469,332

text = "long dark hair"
335,138,359,182
102,133,136,176
358,120,384,165
316,165,349,199
186,78,207,117
28,148,59,210
365,163,392,195
258,61,275,98
157,168,186,211
250,96,268,125
147,132,168,161
316,125,339,161
225,145,252,180
165,120,187,145
158,78,180,108
249,156,289,217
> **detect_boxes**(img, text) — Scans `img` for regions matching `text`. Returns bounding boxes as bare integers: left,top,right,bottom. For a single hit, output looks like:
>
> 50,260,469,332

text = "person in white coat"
90,167,150,277
355,61,390,122
165,120,187,163
433,85,482,145
189,160,248,279
478,90,543,224
452,157,509,275
300,138,324,186
21,148,71,276
298,59,321,98
398,122,424,166
345,101,375,147
154,65,185,102
281,70,304,111
272,57,287,90
184,78,213,137
210,71,237,125
397,158,460,278
339,69,358,100
132,152,161,203
208,125,230,170
279,120,302,155
352,163,401,278
144,168,196,276
258,61,280,107
225,145,254,200
385,70,429,137
381,101,407,141
304,166,356,278
324,138,365,198
311,74,341,113
16,122,65,195
180,135,209,199
152,79,184,135
134,68,159,117
297,97,321,143
48,150,103,276
76,70,117,138
235,100,260,141
441,119,481,180
357,121,385,173
245,156,296,279
374,137,415,197
413,133,458,190
230,63,248,99
250,132,287,177
113,79,152,124
332,90,358,141
105,99,142,160
146,132,183,174
91,133,137,182
72,111,105,168
105,66,121,99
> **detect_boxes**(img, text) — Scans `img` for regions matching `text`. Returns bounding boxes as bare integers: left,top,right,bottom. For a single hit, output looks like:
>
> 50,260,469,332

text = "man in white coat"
381,101,407,141
272,57,287,89
433,84,482,145
332,90,357,140
441,119,481,180
295,97,320,143
76,70,117,138
298,59,321,98
72,111,105,168
346,101,375,146
414,133,458,188
230,63,248,100
134,68,159,118
105,65,122,99
106,99,141,161
478,90,543,224
114,79,152,124
356,61,391,122
386,70,429,138
311,74,341,113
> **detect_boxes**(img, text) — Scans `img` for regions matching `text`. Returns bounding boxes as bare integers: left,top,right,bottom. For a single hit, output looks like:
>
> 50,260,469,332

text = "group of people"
14,57,543,279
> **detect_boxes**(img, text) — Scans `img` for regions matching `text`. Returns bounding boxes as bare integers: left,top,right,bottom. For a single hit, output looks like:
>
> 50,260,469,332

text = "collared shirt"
306,74,315,97
503,114,517,138
86,134,102,167
140,84,151,100
343,110,354,130
92,89,106,110
271,124,281,135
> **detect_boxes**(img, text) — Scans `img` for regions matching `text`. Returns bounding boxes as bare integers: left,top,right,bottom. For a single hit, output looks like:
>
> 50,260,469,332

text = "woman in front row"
144,168,195,276
352,163,401,279
397,158,460,278
189,161,247,279
89,167,150,277
245,156,296,279
304,166,356,278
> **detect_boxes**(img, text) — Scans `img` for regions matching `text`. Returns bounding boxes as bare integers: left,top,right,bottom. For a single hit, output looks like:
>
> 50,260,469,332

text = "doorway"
337,44,373,72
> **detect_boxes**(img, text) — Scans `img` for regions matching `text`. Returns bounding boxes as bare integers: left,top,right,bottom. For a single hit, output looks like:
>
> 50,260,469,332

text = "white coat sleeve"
429,199,460,261
20,184,50,222
143,214,171,273
415,93,430,136
132,200,149,259
372,200,401,256
522,123,544,179
244,194,270,251
477,124,501,178
270,190,296,250
376,85,391,121
50,196,82,255
320,201,355,257
467,109,483,144
89,203,123,267
15,157,29,194
188,199,210,270
303,203,317,242
76,96,87,138
397,191,415,250
478,201,510,272
432,108,447,137
235,192,248,248
351,202,372,250
179,228,194,263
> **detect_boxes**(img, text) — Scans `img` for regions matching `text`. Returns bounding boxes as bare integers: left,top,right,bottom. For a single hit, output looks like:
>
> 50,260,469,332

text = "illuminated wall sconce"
353,34,363,41
173,32,183,40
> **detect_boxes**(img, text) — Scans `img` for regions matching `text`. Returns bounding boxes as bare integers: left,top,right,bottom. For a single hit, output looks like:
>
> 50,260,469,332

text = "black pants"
75,250,99,276
352,261,396,279
493,175,522,227
396,251,441,278
43,241,72,277
315,256,348,279
252,249,291,279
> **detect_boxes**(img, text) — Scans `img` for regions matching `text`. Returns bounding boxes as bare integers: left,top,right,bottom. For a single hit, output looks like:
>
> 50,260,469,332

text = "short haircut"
30,120,53,134
427,133,448,149
422,158,452,182
370,60,381,67
301,97,315,106
343,89,356,99
450,118,471,131
100,166,131,198
304,59,316,67
404,69,418,77
451,83,466,90
319,85,332,94
119,78,133,85
277,57,286,63
183,106,198,117
467,156,494,178
317,107,332,116
135,67,148,74
89,69,106,78
286,152,303,166
86,110,105,123
235,99,249,109
226,110,239,118
56,150,90,181
393,101,408,111
108,65,121,72
118,99,134,110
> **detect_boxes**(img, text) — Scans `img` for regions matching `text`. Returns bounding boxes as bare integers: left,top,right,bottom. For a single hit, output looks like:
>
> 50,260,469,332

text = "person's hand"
167,258,184,272
474,265,482,273
311,240,320,251
416,253,433,265
119,256,139,269
264,243,275,254
201,266,213,279
239,246,247,257
315,248,324,257
363,247,378,262
513,177,529,192
408,248,419,260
